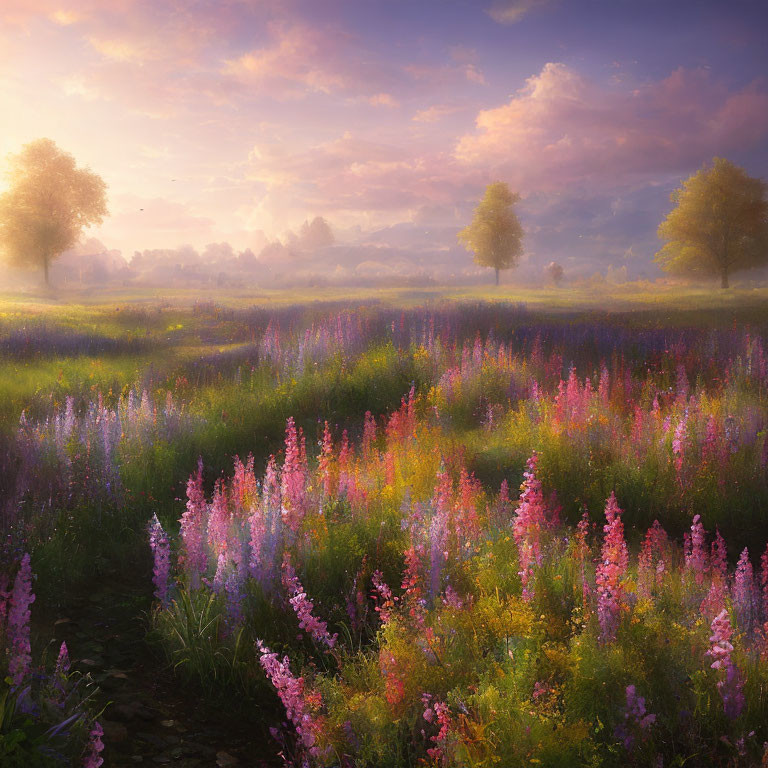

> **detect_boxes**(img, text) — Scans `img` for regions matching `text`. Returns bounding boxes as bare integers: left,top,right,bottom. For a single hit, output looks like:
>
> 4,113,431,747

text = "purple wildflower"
82,721,105,768
8,553,34,686
148,515,171,606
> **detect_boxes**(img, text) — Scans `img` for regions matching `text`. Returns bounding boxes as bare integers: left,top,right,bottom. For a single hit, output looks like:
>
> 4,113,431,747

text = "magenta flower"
684,514,708,586
207,479,230,556
148,514,171,606
371,570,397,625
281,417,309,532
596,493,628,643
256,640,329,759
282,555,337,649
82,721,105,768
179,458,208,589
707,610,745,719
512,453,550,601
55,641,70,678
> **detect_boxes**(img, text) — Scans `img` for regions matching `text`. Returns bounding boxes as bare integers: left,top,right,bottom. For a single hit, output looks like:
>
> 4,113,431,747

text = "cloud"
368,92,399,107
455,63,768,190
412,105,461,123
487,0,551,24
245,132,483,233
224,23,350,96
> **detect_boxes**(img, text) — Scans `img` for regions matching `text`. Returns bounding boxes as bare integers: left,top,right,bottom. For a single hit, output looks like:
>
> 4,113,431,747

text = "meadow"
1,285,768,767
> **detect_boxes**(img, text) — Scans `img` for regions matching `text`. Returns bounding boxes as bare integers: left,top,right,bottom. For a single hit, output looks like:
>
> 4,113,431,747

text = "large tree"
655,158,768,289
459,181,524,286
0,139,107,285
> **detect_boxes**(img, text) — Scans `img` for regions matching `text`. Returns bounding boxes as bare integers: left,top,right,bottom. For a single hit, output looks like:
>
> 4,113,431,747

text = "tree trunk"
43,256,49,286
721,268,729,289
494,267,499,286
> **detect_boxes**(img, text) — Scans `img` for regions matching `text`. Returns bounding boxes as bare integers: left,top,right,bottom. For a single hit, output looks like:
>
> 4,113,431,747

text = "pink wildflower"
596,493,628,643
318,421,335,498
707,610,745,719
638,520,668,597
684,514,708,586
282,555,337,649
256,640,328,759
179,458,208,589
512,453,550,601
148,514,171,606
83,721,105,768
8,553,34,686
207,480,230,556
371,570,397,625
282,417,308,532
401,545,426,627
55,641,70,678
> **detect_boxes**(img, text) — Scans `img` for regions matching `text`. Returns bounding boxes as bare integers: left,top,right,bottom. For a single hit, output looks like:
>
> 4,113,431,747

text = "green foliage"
0,139,107,284
655,158,768,288
459,181,524,284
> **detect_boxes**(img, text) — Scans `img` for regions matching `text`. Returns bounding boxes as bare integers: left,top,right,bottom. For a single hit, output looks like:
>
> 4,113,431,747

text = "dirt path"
45,585,279,768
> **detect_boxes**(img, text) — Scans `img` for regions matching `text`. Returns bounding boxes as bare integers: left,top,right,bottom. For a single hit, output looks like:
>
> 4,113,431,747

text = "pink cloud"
247,133,482,227
412,105,462,123
455,63,768,189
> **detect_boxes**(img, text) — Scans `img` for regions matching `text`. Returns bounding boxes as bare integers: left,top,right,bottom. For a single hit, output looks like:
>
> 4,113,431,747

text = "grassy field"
1,284,767,766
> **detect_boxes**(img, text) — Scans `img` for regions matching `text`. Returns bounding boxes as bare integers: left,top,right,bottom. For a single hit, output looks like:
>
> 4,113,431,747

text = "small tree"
459,182,523,285
0,139,107,285
544,261,564,286
298,216,334,251
655,158,768,289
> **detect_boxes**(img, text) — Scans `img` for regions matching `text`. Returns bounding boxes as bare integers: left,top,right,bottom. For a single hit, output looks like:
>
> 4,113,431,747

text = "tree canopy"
458,181,523,285
655,158,768,289
0,138,107,285
298,216,334,251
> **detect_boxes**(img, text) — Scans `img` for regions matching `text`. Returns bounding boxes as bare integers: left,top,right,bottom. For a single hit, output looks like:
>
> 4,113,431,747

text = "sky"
1,0,768,278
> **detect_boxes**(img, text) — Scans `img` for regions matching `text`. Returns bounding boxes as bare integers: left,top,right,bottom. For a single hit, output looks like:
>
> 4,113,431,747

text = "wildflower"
707,610,745,719
424,698,453,765
207,480,230,556
638,520,668,597
55,641,70,678
318,421,335,498
596,493,628,643
282,417,308,532
615,685,656,750
362,410,377,456
574,510,592,609
733,548,757,635
512,453,550,601
684,514,708,586
82,721,105,768
401,545,426,627
148,514,171,606
282,555,337,649
257,640,328,759
371,570,396,625
672,411,687,477
8,553,34,686
179,459,208,588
